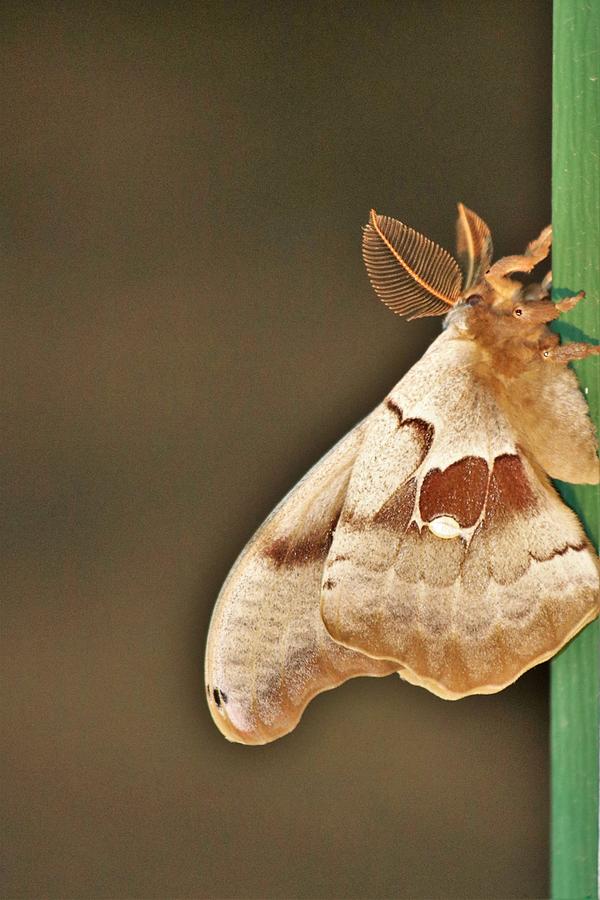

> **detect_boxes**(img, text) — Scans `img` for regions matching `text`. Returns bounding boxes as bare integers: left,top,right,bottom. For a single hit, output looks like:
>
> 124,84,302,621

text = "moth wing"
205,417,396,744
321,330,600,699
504,363,599,484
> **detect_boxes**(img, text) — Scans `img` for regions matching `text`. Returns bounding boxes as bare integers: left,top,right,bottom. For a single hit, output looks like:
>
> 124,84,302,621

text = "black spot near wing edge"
209,686,229,707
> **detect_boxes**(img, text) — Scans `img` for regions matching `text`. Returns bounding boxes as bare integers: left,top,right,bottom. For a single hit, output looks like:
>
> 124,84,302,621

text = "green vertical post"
551,1,600,898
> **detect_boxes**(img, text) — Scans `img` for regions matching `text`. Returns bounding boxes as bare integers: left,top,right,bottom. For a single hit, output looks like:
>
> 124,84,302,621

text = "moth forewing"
320,337,600,698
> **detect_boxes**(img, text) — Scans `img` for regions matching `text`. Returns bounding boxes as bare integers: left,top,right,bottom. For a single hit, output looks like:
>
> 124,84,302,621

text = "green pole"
551,1,600,898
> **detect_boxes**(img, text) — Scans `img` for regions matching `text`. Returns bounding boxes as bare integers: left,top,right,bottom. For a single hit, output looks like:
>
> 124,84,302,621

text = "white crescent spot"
427,515,461,539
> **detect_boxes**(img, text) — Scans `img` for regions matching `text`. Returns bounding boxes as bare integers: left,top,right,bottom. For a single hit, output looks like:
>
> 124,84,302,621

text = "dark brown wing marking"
529,541,588,563
485,453,538,520
262,512,341,568
384,400,435,453
373,479,418,530
420,456,489,527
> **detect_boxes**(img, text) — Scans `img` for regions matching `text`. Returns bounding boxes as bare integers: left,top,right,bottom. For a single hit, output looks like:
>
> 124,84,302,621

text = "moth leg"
541,270,552,292
534,325,599,364
487,224,552,277
521,291,587,326
555,289,586,314
542,341,600,364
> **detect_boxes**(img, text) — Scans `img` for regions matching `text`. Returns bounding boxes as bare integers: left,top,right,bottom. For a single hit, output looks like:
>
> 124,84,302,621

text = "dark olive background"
3,2,552,898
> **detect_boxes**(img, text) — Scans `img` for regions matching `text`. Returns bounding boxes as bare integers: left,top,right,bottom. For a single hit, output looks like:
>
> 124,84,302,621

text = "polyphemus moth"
206,204,600,745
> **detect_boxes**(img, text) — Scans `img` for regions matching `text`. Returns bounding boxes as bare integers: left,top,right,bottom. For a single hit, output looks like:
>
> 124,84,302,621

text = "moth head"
458,270,559,337
449,282,558,362
363,205,554,332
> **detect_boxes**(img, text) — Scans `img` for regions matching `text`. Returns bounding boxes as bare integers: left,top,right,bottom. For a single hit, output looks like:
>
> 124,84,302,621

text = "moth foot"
555,290,586,314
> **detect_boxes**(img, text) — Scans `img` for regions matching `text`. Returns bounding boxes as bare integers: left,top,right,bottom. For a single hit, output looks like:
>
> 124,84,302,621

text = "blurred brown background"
3,2,552,898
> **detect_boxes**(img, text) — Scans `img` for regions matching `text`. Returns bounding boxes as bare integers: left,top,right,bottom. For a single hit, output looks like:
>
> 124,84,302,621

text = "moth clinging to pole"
205,203,600,744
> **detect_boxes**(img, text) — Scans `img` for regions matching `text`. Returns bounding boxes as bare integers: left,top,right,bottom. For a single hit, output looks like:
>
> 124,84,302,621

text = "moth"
206,204,600,745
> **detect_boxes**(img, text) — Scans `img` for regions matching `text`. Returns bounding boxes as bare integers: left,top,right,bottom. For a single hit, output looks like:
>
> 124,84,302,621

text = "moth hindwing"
206,204,600,743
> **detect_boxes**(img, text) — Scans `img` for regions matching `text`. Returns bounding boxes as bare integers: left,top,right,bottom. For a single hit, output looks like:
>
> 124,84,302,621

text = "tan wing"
321,329,600,699
502,363,599,484
205,419,396,744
